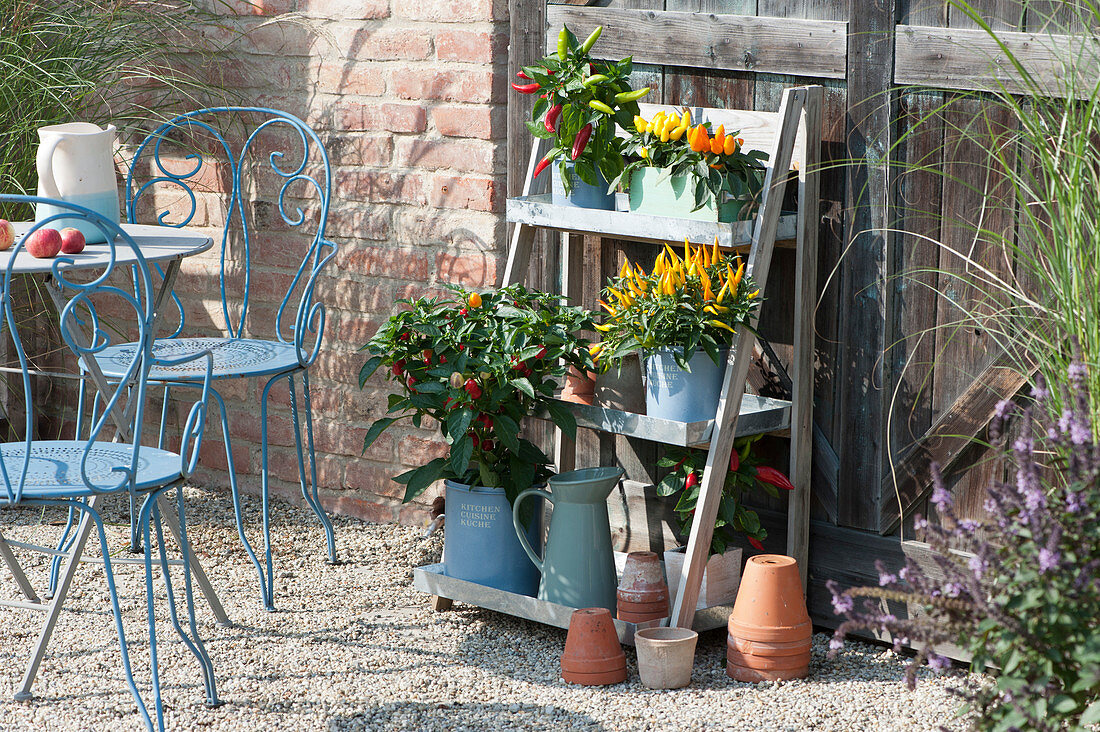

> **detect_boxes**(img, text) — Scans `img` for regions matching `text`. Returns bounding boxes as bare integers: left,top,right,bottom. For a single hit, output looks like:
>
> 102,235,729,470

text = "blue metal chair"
0,195,218,731
94,108,337,611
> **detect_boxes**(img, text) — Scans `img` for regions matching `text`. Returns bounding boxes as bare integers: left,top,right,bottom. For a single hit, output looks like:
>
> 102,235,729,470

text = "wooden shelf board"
537,393,791,447
412,563,732,646
506,194,797,248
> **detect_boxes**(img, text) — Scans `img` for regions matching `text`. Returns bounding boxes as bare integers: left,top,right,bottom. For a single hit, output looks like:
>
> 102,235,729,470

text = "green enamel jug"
513,467,624,612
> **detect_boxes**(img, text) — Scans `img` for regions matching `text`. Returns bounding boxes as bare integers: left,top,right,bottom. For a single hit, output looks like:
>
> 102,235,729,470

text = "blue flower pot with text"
443,480,542,596
645,348,728,423
550,162,615,210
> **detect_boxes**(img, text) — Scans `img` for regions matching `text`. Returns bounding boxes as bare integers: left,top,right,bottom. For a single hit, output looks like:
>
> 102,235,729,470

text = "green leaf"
525,119,554,139
493,414,521,452
445,407,474,442
1081,700,1100,725
656,472,683,497
542,399,577,440
510,377,536,398
451,435,473,475
363,417,397,453
358,355,383,387
393,457,448,503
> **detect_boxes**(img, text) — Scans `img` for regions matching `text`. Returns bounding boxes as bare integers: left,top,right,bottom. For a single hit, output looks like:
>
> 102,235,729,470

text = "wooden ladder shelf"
502,85,822,630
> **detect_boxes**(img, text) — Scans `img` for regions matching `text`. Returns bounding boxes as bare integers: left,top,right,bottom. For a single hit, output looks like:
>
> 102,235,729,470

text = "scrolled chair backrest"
124,107,337,367
0,195,157,504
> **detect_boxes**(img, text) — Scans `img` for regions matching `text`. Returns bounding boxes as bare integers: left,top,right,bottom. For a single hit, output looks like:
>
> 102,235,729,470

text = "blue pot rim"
645,347,730,360
443,479,546,495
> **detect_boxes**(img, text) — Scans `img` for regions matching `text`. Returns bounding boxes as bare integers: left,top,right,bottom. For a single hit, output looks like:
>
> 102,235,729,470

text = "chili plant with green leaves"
359,285,594,507
515,24,649,193
658,435,794,555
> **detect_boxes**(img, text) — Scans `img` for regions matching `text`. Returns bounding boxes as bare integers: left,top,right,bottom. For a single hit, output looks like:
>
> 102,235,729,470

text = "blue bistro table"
0,222,225,702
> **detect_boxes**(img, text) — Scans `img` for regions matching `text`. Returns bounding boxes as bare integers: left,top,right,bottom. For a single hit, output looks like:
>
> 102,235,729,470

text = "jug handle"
512,488,552,572
36,136,62,199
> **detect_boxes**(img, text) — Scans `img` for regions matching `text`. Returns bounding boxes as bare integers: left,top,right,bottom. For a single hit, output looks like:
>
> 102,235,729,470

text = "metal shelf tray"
506,193,797,248
412,563,732,646
536,393,791,447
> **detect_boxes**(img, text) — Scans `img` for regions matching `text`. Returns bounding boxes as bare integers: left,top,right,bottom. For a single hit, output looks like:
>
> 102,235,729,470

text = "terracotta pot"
635,627,698,689
561,366,597,405
617,607,668,624
726,554,811,682
560,608,627,685
616,551,670,622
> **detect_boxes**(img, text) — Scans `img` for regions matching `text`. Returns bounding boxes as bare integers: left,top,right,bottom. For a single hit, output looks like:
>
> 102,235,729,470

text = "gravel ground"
0,487,980,731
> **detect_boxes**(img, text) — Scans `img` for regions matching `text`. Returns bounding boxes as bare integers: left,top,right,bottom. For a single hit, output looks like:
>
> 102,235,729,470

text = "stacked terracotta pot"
726,554,812,682
560,608,627,685
560,366,597,405
616,551,670,623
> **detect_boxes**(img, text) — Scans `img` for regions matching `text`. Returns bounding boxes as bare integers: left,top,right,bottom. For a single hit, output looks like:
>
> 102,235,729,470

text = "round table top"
5,222,213,274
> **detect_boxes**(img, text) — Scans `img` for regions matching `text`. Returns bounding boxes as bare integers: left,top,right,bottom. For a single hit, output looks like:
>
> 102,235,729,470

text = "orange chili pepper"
710,124,725,155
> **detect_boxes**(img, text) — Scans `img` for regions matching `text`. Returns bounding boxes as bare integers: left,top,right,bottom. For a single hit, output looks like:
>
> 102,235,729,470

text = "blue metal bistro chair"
0,196,218,731
97,108,337,611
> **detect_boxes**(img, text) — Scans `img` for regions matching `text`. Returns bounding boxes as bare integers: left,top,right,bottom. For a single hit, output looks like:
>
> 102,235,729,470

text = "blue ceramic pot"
645,348,728,423
443,480,542,596
550,162,615,210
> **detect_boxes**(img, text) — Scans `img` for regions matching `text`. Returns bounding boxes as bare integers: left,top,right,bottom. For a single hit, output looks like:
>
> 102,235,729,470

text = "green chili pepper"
588,99,614,115
582,74,609,88
557,27,568,61
579,26,603,54
614,87,651,103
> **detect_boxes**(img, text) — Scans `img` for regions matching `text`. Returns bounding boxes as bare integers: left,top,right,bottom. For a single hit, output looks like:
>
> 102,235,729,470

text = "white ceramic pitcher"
36,122,120,243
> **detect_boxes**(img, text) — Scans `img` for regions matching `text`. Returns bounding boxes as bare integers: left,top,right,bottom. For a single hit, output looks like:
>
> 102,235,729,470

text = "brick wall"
165,0,512,526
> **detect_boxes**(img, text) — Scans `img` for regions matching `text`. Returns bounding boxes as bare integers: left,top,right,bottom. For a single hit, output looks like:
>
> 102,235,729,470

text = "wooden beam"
545,6,847,79
878,358,1032,534
895,24,1100,97
838,0,896,532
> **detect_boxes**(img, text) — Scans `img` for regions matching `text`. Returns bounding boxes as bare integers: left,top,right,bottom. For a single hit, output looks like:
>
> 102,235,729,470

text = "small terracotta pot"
561,607,627,685
561,366,597,405
617,551,670,622
726,554,811,682
635,627,698,689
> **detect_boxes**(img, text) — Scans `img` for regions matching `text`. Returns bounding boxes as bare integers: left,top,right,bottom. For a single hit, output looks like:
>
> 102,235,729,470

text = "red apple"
0,220,14,251
59,227,85,255
24,228,62,259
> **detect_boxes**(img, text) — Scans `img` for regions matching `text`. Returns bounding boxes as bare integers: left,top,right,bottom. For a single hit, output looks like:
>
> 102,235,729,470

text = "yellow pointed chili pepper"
703,280,715,302
747,289,759,299
589,343,603,358
683,236,692,263
594,323,612,332
619,260,631,279
598,299,616,314
705,303,730,314
680,109,691,128
639,147,649,160
664,243,680,267
653,252,666,275
712,237,721,264
715,279,731,304
707,319,736,333
634,115,647,133
669,125,686,141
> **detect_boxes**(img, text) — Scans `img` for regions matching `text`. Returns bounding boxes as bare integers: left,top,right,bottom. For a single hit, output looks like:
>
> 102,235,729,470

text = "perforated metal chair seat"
0,441,184,500
95,337,300,381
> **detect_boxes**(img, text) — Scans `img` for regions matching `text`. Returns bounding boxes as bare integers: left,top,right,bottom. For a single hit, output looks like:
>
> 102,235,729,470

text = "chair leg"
139,497,166,731
49,379,91,595
210,387,272,611
150,490,220,707
289,371,336,563
70,499,156,731
259,377,282,611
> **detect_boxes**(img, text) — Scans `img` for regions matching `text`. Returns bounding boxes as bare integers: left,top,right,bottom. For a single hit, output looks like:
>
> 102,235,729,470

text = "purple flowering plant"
827,364,1100,731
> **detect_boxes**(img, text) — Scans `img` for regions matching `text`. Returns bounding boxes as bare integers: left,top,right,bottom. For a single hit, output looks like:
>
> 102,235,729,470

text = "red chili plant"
657,434,793,555
514,24,650,194
359,284,594,506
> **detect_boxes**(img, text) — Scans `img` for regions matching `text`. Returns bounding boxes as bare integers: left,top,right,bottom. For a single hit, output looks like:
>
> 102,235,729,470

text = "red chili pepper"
685,472,699,490
571,123,592,160
533,155,552,179
464,378,483,400
391,359,405,378
545,104,563,133
729,449,739,472
748,537,765,551
511,82,541,94
516,70,531,80
535,346,548,360
755,465,795,491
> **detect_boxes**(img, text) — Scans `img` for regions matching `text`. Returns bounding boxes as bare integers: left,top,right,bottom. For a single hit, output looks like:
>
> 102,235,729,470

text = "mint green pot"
513,467,624,612
627,168,747,222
